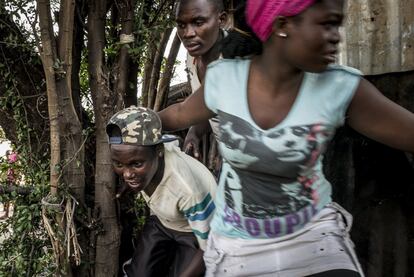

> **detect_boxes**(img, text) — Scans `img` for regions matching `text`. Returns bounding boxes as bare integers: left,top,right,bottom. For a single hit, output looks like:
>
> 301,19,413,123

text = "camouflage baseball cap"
106,106,177,146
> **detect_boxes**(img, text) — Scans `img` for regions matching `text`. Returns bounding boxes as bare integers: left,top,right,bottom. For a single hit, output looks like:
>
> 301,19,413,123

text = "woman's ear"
272,16,289,38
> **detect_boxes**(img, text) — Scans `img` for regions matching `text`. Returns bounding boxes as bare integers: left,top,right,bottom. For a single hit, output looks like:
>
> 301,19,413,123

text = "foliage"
133,194,148,235
0,3,53,275
0,115,53,275
131,0,176,71
0,128,5,142
0,0,181,275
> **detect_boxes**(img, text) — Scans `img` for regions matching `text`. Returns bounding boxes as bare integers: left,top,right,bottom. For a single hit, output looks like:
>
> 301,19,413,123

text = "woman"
159,0,414,276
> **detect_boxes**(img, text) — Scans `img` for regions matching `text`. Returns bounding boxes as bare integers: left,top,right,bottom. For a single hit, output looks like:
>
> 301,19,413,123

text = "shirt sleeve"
204,60,225,114
327,65,362,126
181,192,216,251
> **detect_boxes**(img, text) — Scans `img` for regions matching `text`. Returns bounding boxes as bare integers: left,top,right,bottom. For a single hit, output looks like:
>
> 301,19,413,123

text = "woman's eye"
322,20,341,29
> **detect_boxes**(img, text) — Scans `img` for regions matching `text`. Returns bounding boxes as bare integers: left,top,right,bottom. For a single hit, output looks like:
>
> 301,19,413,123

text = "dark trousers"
124,216,201,277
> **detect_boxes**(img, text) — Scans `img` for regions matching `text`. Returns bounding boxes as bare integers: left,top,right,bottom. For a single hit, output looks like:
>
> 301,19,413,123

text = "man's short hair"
176,0,225,13
208,0,225,12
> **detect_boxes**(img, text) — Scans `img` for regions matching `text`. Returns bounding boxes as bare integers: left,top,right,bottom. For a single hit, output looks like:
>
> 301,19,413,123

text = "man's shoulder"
163,143,216,194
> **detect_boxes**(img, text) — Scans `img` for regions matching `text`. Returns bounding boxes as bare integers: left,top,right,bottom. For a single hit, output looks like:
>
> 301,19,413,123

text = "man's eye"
177,23,185,29
195,20,204,26
132,162,143,168
113,162,123,168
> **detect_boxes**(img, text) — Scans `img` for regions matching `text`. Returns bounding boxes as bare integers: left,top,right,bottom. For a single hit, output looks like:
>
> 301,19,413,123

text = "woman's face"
279,0,345,72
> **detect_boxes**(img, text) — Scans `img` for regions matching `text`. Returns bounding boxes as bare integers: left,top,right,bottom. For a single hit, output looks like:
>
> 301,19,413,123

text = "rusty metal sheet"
339,0,414,75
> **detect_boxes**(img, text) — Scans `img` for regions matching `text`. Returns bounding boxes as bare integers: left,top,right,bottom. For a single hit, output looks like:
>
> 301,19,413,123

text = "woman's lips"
323,53,336,63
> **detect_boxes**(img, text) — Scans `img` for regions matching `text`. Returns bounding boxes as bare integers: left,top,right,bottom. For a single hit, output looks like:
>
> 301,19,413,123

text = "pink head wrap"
246,0,316,42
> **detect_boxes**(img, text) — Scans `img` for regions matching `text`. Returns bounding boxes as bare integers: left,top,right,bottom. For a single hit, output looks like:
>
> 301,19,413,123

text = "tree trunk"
37,0,60,197
57,0,86,206
72,0,88,122
37,0,83,275
88,0,122,276
147,27,172,109
141,40,158,107
127,61,139,107
114,0,136,107
154,33,181,111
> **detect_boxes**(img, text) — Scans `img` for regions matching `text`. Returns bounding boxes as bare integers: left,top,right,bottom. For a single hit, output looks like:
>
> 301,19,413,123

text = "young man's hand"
183,121,211,161
183,126,202,160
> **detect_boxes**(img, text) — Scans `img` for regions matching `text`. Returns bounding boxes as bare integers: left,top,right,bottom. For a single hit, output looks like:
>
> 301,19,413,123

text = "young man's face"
175,0,225,57
110,144,160,194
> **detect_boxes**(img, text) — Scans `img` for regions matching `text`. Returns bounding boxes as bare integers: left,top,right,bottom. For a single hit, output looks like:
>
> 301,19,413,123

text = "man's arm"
181,191,215,276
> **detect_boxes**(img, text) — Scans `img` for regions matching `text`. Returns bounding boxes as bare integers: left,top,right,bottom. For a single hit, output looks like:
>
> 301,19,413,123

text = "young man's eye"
177,23,185,29
132,162,143,168
112,161,123,168
195,20,204,26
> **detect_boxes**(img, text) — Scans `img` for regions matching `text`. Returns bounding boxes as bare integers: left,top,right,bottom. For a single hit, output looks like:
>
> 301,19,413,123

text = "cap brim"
159,134,179,143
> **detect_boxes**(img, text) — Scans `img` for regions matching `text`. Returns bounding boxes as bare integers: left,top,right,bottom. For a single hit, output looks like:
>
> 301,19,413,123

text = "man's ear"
156,144,164,158
219,11,228,28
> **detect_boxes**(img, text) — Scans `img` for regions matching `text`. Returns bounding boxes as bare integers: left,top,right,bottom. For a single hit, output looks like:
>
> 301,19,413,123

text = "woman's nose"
330,27,341,44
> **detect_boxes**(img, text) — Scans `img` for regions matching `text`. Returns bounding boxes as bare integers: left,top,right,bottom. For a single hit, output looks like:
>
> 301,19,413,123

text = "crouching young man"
106,106,216,277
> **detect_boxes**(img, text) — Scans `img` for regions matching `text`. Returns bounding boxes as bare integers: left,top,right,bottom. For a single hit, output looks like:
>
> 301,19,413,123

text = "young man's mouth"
126,181,142,190
185,42,202,53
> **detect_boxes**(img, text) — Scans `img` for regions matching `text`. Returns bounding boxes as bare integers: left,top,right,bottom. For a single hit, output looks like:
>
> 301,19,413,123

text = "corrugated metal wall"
339,0,414,75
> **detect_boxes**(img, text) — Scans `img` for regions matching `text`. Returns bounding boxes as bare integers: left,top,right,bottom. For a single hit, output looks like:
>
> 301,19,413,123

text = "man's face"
175,0,225,57
110,144,160,194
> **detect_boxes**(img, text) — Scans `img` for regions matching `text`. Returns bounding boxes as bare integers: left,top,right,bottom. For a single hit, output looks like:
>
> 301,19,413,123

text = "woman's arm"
347,78,414,153
159,85,215,131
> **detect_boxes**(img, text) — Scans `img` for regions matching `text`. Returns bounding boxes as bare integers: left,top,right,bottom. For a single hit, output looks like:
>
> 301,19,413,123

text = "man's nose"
183,25,196,38
123,168,134,180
